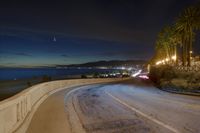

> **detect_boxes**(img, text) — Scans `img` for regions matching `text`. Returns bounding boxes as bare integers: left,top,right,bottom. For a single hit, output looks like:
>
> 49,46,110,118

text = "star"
53,36,56,42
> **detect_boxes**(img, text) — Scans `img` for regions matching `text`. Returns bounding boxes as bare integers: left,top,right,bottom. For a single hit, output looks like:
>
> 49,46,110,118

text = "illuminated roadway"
27,79,200,133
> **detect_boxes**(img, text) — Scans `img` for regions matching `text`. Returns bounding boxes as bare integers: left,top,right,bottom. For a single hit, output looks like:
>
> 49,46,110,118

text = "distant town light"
121,67,126,70
127,67,132,71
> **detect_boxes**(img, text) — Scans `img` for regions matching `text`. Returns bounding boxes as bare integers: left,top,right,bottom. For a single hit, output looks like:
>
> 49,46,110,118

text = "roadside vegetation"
149,65,200,93
149,3,200,93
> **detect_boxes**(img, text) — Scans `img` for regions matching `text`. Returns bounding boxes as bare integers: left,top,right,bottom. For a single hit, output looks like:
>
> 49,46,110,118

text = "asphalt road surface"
27,79,200,133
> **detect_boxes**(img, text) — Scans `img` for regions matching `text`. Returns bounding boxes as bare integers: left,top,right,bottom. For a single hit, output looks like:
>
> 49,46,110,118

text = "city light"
121,67,126,70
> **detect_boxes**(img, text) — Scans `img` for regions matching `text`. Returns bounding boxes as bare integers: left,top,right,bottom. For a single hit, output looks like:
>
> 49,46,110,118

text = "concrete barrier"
0,78,125,133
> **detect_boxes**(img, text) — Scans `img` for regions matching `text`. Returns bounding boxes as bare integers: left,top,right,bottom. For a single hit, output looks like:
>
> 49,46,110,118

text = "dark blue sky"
0,0,199,67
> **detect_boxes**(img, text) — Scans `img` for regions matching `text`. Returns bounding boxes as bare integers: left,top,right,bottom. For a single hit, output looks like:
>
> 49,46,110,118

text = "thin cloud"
15,52,33,57
61,54,69,57
97,50,151,60
0,50,33,57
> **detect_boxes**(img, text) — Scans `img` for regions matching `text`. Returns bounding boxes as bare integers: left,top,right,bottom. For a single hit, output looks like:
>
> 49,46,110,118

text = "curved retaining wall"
0,78,124,133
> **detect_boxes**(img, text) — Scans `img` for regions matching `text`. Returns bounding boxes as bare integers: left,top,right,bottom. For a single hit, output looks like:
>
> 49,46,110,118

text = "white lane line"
105,91,180,133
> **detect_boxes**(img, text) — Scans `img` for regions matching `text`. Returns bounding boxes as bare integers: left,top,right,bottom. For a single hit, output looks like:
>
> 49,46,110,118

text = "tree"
169,31,182,65
155,27,171,60
155,26,179,64
175,6,200,66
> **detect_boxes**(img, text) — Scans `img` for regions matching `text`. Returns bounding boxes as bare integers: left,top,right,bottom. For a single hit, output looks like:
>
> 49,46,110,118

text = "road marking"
64,86,96,133
105,91,180,133
64,84,103,133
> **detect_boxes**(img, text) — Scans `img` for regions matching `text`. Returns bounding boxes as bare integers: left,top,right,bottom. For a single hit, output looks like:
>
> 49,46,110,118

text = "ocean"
0,68,115,80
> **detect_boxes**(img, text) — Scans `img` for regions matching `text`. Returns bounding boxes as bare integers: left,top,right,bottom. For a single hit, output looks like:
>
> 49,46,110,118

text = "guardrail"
175,66,200,72
0,78,124,133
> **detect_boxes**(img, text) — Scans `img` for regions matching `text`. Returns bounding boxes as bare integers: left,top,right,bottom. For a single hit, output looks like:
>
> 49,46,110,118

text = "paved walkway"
27,88,72,133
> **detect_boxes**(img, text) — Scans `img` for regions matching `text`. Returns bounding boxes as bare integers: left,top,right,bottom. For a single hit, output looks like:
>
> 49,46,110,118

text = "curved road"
27,79,200,133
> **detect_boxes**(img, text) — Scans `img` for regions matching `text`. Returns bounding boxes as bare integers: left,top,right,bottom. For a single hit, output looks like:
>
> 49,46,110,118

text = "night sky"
0,0,199,67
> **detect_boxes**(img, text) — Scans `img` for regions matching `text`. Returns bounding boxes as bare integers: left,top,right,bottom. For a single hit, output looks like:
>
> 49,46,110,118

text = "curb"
160,88,200,97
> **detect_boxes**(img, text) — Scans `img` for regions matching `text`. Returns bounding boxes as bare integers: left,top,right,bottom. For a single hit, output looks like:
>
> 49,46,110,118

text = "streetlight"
190,51,193,60
172,55,176,61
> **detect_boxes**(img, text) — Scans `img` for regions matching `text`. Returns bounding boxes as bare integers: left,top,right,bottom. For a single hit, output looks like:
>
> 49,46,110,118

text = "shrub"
149,65,176,84
81,74,87,78
42,75,52,82
93,72,99,78
27,81,31,87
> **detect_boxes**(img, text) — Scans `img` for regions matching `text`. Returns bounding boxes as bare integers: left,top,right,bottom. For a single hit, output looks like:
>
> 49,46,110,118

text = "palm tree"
155,26,179,64
175,6,200,66
169,32,182,65
155,30,169,61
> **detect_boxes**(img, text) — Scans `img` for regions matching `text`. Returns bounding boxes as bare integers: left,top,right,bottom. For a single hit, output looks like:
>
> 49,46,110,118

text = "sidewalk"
27,89,72,133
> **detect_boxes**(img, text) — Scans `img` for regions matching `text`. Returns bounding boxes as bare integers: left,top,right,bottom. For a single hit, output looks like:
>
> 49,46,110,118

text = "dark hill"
56,60,146,68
